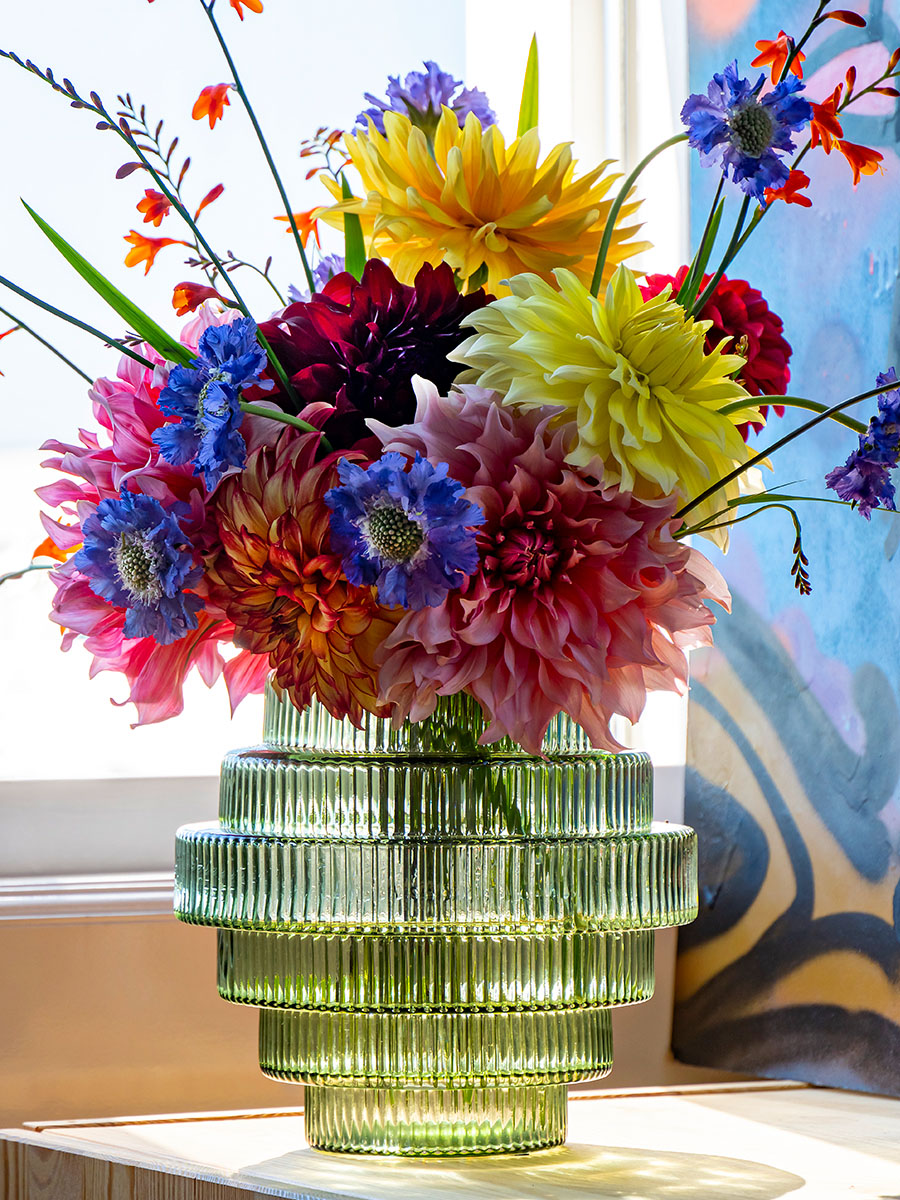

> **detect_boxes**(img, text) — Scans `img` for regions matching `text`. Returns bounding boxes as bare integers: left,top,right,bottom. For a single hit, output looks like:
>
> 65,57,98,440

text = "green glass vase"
174,684,697,1156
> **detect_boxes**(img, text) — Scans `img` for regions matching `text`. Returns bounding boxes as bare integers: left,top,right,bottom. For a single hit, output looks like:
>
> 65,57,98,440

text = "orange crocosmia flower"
764,169,812,208
192,83,233,129
230,0,263,17
810,85,844,153
173,281,227,317
33,534,70,563
751,30,805,84
137,188,172,227
838,139,885,185
275,208,321,248
124,230,186,274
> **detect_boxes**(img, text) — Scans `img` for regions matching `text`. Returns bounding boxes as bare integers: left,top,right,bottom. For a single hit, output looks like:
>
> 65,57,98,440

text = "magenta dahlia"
371,382,731,754
251,259,491,451
641,268,791,438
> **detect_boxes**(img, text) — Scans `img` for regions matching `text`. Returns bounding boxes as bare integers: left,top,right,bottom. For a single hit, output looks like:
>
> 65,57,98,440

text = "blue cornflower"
357,61,496,137
325,452,484,609
153,317,270,490
681,61,812,202
287,254,346,303
826,367,900,518
74,488,203,644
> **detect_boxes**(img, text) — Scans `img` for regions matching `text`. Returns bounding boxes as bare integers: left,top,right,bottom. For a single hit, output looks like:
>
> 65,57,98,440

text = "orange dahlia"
204,431,400,722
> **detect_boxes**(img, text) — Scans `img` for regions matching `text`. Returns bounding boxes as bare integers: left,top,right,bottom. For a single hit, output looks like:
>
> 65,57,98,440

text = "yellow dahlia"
451,266,767,549
319,109,647,296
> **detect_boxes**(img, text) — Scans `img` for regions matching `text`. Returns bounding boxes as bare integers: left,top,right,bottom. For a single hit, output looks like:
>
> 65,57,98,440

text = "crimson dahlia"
253,259,491,451
642,267,791,437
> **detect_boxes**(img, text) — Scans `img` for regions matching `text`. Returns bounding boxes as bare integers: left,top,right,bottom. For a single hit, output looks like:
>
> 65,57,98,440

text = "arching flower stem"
198,0,316,294
590,133,688,296
677,380,900,521
719,393,866,434
690,195,751,316
238,400,324,439
0,301,92,383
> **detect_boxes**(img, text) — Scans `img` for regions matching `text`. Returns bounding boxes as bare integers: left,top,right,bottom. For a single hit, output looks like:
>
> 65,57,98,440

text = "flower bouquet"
5,0,899,1158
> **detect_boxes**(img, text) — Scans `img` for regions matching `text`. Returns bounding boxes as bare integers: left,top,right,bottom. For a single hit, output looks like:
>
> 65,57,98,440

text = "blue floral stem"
199,0,316,295
676,380,897,520
0,274,154,368
690,195,750,317
719,394,867,434
0,301,93,383
590,133,688,297
239,400,332,449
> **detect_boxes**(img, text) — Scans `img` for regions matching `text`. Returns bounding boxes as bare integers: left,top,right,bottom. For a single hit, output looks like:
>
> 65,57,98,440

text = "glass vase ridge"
175,684,697,1156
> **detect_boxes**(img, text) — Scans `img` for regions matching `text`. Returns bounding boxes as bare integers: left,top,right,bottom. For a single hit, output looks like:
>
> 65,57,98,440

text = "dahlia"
204,431,401,722
641,267,790,437
452,266,765,548
37,312,272,723
372,381,730,753
252,259,488,451
319,109,647,296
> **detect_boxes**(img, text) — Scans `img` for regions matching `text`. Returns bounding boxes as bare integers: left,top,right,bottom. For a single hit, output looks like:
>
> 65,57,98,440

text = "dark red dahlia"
252,259,491,451
641,267,791,439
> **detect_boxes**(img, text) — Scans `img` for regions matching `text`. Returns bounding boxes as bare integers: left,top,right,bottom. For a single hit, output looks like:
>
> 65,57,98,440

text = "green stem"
0,562,54,587
200,0,316,294
690,195,750,317
0,302,93,383
779,2,829,82
676,175,724,307
590,133,688,296
719,394,867,434
239,400,321,437
677,491,859,538
0,274,153,368
676,381,896,520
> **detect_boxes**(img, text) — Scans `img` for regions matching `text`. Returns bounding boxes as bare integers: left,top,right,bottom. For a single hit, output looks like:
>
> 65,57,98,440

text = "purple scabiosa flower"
325,451,484,609
681,61,812,202
153,316,270,490
287,254,347,303
357,61,496,138
73,488,203,644
826,368,900,518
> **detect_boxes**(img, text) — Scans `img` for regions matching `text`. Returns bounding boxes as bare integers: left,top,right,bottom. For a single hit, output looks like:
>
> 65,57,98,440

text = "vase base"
304,1083,568,1156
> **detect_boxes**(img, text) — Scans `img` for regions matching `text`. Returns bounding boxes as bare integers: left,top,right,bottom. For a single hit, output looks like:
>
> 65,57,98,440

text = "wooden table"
3,1082,900,1199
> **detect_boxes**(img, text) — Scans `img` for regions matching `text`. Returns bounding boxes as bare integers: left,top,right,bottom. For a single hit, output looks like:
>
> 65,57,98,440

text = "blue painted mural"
673,0,900,1092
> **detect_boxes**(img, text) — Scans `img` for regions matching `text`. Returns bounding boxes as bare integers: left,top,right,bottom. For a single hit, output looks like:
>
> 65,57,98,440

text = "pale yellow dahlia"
319,109,647,296
451,266,767,549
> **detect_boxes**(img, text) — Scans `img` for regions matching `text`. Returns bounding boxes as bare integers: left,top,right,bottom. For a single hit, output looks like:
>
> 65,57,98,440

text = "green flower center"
114,533,163,603
197,369,229,423
367,505,425,562
729,102,775,159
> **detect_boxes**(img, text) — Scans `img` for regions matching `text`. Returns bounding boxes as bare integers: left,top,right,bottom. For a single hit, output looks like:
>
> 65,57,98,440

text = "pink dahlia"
372,382,730,753
38,308,272,724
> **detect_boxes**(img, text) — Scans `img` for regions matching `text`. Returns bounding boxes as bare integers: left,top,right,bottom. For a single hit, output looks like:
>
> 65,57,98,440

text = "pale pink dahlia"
372,381,731,753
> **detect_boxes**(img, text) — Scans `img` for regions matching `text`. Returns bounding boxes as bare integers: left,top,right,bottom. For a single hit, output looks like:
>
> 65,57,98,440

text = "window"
0,0,689,883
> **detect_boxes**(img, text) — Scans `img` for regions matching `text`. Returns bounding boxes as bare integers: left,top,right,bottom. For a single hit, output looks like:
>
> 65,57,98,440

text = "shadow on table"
239,1141,806,1199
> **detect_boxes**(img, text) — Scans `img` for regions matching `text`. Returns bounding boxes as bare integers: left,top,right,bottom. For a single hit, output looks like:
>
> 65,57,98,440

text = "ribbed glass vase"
174,684,697,1156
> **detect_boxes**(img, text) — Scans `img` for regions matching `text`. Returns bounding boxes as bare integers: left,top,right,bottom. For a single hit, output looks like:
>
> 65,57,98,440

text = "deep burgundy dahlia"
252,259,491,451
641,267,791,438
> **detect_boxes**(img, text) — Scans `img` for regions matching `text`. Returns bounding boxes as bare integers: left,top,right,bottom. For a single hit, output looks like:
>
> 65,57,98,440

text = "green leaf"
341,175,366,282
517,35,539,137
677,198,724,309
22,202,193,366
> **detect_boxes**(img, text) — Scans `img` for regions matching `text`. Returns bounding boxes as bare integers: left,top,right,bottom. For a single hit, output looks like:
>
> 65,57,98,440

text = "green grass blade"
22,201,193,365
341,175,366,282
517,35,539,136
